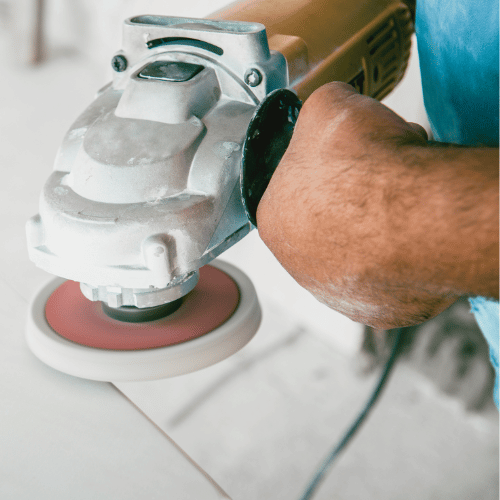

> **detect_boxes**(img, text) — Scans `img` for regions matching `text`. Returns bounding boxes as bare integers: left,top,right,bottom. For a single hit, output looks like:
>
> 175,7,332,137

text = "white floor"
1,2,498,499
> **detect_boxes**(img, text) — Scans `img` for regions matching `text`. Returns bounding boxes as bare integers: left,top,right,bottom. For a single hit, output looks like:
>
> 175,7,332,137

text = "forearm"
393,145,499,299
256,83,499,328
258,145,499,326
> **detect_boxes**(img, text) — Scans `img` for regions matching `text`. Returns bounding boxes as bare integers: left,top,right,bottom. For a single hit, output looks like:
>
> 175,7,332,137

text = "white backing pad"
26,260,261,382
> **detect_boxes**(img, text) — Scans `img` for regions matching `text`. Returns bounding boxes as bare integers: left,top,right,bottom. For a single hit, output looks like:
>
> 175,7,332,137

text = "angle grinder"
26,0,413,381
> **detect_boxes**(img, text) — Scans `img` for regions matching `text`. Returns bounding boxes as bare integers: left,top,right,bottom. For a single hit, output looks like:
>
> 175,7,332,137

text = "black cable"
298,327,404,500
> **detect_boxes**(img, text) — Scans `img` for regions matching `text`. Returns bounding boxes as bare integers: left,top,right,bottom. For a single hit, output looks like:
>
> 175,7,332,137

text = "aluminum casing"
26,16,287,296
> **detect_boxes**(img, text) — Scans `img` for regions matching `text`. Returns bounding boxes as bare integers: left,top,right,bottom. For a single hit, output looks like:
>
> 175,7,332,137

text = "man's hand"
257,82,499,329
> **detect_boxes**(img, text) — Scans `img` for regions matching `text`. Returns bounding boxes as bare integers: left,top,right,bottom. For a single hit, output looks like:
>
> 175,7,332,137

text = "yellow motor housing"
211,0,413,101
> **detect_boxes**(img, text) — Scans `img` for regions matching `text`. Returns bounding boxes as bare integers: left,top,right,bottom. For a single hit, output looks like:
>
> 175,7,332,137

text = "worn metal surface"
26,16,287,307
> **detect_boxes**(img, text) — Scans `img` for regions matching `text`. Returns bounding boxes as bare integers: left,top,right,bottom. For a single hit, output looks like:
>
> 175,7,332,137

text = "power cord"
298,327,404,500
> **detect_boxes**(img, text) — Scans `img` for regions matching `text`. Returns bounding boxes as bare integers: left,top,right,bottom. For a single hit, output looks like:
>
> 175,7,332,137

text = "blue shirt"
415,0,499,407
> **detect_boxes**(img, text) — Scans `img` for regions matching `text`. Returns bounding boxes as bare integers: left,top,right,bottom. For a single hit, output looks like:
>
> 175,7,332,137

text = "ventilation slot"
366,18,394,46
366,16,402,97
147,37,223,55
367,19,396,55
373,78,397,100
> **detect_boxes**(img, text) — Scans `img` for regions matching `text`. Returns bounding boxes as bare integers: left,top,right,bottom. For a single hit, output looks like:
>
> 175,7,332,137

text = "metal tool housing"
26,16,287,307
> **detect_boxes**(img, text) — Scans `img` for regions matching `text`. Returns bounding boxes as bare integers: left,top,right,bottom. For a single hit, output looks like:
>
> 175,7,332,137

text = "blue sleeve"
416,0,499,409
469,297,499,408
415,0,499,147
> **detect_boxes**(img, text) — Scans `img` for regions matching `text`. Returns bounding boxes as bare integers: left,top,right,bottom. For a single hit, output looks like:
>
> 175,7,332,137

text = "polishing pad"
26,260,261,381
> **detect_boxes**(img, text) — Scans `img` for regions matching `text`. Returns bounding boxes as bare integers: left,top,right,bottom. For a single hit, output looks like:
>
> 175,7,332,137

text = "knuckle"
300,83,365,132
305,82,357,107
300,87,329,118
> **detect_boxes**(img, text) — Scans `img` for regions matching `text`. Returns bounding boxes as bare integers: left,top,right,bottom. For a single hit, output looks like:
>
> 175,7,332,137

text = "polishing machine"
26,0,413,381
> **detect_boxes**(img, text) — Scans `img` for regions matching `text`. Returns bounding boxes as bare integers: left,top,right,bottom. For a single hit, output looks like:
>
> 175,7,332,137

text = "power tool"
26,0,413,381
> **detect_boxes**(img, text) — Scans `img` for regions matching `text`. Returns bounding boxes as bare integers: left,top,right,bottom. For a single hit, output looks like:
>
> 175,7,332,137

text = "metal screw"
244,68,262,87
111,55,128,72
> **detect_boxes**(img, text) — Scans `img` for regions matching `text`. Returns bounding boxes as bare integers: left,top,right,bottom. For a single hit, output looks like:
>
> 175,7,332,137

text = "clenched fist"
257,82,499,328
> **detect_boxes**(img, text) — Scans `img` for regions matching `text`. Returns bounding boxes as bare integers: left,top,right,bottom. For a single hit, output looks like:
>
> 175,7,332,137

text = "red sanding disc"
45,265,240,350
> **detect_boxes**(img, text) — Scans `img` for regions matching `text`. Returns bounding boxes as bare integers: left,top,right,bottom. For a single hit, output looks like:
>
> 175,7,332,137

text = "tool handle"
210,0,413,101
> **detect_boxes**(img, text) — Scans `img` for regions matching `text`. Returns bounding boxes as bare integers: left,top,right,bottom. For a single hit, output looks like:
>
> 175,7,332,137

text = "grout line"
109,382,232,500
